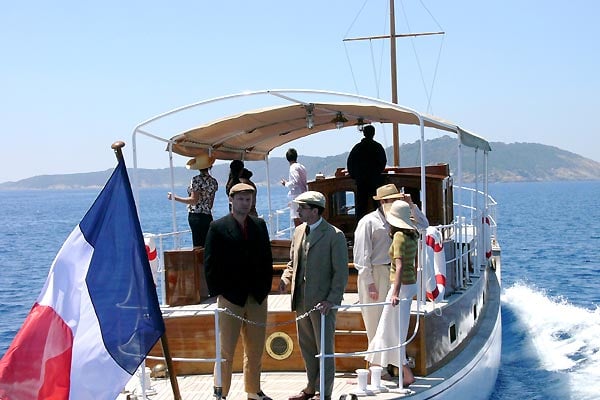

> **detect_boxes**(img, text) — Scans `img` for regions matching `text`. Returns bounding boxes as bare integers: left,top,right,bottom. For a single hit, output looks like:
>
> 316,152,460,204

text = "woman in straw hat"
167,153,218,247
365,199,419,387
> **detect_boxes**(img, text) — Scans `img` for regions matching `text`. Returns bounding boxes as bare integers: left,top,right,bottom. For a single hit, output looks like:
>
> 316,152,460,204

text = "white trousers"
365,283,417,367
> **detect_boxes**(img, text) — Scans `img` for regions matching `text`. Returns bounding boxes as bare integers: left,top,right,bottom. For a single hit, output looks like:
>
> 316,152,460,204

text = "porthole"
266,331,294,360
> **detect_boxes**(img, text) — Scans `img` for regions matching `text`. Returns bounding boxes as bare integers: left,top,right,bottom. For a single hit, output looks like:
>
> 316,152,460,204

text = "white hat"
385,200,416,230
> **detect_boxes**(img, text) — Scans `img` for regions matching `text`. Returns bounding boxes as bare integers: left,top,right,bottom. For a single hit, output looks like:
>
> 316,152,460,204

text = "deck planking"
123,370,426,400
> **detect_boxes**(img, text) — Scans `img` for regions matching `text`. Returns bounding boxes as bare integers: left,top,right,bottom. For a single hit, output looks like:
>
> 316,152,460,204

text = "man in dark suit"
204,183,273,400
279,191,349,400
347,124,387,221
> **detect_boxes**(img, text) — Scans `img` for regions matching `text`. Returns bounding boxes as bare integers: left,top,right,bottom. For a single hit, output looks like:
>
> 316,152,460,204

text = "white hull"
413,272,502,400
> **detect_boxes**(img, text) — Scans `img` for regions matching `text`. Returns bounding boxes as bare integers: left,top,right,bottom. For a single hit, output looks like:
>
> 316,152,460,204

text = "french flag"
0,157,165,399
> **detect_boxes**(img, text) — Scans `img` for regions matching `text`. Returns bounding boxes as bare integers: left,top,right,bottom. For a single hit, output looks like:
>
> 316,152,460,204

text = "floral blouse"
188,172,218,215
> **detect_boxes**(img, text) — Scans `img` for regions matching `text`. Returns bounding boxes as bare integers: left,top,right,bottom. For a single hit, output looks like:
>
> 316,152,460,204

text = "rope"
219,305,319,327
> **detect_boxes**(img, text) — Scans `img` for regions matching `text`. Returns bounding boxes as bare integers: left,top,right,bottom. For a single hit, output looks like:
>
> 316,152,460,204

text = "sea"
1,180,599,399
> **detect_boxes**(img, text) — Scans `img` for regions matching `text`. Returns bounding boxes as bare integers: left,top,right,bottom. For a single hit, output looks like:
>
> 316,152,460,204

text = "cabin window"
331,190,355,216
449,323,457,344
473,304,478,321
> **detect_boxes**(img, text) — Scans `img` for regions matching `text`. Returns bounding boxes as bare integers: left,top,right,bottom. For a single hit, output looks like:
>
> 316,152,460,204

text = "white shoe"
248,391,273,400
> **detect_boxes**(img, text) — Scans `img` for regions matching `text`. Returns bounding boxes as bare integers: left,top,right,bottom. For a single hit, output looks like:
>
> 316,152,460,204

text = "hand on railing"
316,300,334,315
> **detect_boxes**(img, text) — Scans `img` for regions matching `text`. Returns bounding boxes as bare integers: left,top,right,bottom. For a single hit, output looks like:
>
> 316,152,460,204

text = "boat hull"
411,268,502,399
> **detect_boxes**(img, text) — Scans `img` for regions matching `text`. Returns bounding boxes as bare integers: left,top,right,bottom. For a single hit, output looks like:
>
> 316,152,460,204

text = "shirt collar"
307,217,323,232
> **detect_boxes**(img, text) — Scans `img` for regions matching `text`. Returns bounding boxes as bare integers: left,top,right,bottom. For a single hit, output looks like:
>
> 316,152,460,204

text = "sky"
1,1,599,183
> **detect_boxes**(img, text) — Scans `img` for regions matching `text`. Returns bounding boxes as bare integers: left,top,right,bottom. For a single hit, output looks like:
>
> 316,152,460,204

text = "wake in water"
502,283,600,399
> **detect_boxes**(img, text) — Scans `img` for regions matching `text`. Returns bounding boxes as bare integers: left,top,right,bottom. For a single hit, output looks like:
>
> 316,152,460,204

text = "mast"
390,0,400,166
343,2,444,167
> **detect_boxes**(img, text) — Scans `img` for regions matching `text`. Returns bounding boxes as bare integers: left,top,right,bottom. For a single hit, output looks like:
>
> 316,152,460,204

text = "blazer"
204,214,273,306
281,219,349,311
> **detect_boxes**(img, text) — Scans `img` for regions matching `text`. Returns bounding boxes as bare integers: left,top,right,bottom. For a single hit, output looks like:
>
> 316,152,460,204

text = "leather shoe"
288,391,315,400
310,395,331,400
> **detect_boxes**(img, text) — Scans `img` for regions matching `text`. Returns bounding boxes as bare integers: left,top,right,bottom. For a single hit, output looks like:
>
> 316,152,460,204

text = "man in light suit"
204,183,273,400
279,191,349,400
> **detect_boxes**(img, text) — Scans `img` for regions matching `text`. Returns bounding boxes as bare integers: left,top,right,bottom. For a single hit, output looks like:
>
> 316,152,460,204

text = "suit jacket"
204,214,273,306
346,137,387,184
281,219,349,311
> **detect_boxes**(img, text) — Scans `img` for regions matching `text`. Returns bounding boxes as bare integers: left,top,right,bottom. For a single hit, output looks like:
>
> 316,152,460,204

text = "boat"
125,88,502,400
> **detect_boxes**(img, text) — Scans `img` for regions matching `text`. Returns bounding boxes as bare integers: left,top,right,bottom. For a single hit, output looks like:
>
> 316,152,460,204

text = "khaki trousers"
214,295,267,396
357,264,390,344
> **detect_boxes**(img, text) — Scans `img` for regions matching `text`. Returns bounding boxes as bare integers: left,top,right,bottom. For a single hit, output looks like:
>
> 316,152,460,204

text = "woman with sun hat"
366,199,419,387
167,153,218,247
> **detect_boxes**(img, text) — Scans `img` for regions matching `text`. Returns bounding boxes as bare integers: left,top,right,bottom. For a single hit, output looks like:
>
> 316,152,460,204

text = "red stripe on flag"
0,303,73,400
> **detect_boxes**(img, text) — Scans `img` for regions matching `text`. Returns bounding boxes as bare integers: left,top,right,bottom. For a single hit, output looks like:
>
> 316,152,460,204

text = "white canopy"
145,90,491,161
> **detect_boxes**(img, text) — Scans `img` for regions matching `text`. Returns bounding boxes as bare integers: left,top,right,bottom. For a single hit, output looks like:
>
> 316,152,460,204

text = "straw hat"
293,191,326,208
385,200,417,230
186,154,215,170
372,184,405,201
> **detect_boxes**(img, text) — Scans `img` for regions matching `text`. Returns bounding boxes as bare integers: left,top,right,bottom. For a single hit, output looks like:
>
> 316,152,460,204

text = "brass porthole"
265,331,293,360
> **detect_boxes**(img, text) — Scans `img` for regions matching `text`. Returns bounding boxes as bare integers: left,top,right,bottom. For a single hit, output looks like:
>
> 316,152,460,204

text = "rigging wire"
344,0,391,151
343,0,370,96
344,0,447,160
427,36,445,113
417,0,446,114
399,1,430,112
398,0,446,165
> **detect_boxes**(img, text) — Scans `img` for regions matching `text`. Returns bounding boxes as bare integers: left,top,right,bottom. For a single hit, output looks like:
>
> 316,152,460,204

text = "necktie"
305,225,310,236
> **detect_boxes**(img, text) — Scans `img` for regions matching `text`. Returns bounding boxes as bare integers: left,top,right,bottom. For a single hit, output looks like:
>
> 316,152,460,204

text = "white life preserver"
144,235,159,285
425,227,446,303
482,215,492,260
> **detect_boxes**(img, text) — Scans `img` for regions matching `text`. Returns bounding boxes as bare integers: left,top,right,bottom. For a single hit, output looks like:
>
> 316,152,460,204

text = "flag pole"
111,140,126,161
111,141,182,400
159,335,182,400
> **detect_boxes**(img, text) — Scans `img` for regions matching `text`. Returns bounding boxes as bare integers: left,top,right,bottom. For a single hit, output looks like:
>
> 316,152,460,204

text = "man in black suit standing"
347,124,387,221
204,183,274,400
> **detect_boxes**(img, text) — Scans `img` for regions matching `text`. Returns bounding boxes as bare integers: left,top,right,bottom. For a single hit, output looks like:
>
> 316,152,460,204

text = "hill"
1,136,599,190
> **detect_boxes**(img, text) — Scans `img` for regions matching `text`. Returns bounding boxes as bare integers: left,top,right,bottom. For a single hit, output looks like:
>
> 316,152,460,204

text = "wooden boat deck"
125,370,426,400
133,294,452,400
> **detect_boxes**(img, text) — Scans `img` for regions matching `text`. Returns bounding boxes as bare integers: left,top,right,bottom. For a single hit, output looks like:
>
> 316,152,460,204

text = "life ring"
425,227,446,303
482,215,492,260
144,235,159,285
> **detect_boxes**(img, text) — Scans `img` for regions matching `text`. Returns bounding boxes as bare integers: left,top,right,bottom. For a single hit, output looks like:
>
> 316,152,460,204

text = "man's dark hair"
286,148,298,162
229,159,244,173
363,125,375,139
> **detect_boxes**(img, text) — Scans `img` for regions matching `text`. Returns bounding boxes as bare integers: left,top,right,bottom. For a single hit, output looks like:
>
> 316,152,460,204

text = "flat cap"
229,183,255,195
293,190,326,208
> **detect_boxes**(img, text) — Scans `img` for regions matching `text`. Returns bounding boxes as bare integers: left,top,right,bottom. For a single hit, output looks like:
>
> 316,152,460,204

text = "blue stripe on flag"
79,159,165,374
